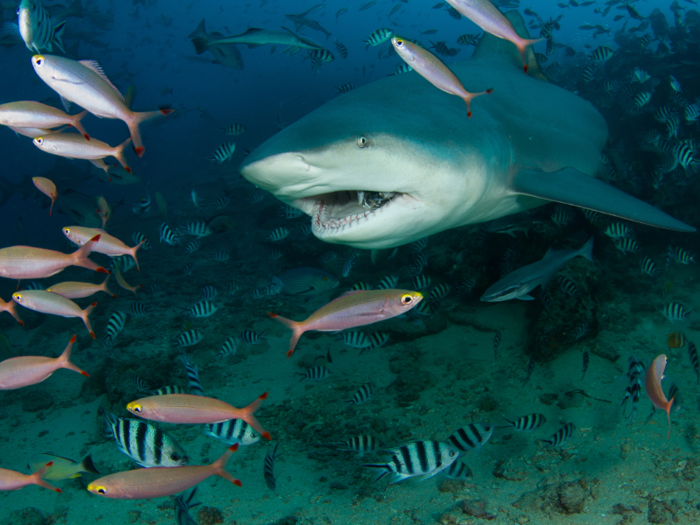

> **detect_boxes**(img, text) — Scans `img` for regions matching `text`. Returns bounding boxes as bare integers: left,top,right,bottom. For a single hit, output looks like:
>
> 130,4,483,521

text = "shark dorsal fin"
472,10,547,82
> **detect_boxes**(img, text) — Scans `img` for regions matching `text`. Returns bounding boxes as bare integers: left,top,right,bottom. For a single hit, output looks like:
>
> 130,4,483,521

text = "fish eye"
322,277,328,281
449,451,457,457
171,452,181,460
357,136,368,148
130,404,142,413
400,294,413,305
395,39,404,47
13,294,22,302
34,56,44,67
63,227,70,234
95,486,107,495
35,137,44,145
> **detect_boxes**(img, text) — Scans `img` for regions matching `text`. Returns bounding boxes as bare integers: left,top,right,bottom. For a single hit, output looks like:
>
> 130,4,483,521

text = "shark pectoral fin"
512,167,696,232
518,295,535,301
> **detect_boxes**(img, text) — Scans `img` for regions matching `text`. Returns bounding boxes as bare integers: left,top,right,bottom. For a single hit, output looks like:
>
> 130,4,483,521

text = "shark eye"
357,136,368,148
400,294,414,305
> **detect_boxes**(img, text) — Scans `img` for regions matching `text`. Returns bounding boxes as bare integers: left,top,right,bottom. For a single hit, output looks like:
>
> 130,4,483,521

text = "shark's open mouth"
294,190,405,233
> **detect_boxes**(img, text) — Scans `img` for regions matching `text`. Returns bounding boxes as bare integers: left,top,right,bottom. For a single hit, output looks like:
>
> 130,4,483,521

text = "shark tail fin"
511,167,695,232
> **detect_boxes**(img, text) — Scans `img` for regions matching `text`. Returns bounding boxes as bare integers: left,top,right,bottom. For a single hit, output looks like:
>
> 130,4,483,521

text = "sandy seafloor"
2,212,700,525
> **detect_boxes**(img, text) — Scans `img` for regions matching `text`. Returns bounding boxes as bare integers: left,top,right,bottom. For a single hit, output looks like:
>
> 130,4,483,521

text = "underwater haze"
1,0,700,524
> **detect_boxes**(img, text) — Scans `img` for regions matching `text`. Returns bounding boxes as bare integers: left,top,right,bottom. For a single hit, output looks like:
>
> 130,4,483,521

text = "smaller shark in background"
191,26,324,54
481,237,594,302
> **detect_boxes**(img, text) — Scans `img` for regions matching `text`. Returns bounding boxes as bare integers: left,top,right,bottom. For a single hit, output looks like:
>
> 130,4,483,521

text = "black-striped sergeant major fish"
152,385,187,396
363,440,459,483
350,281,372,291
447,423,494,453
220,123,245,135
297,366,331,382
159,223,181,246
210,250,230,262
201,286,218,300
105,311,127,340
18,0,66,53
129,302,152,316
342,258,355,277
269,227,290,242
264,443,281,490
445,5,461,19
360,332,390,355
573,321,589,341
335,83,355,94
207,142,235,164
102,410,188,468
412,274,432,290
614,237,639,255
205,419,259,446
428,283,451,302
347,383,375,406
173,329,203,348
590,45,613,64
180,351,204,396
223,281,239,295
183,220,212,239
242,330,265,344
335,435,382,458
668,246,695,266
551,207,573,227
377,275,398,290
558,276,578,297
502,413,546,432
337,331,370,349
334,39,347,58
217,336,241,359
689,341,699,383
664,302,688,323
364,28,392,47
213,195,230,210
175,488,201,525
640,256,658,277
131,232,151,251
457,33,480,46
182,263,194,277
622,356,644,423
186,300,219,318
542,422,575,447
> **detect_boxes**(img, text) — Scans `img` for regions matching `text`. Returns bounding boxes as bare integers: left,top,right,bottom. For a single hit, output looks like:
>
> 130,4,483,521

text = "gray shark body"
240,12,694,250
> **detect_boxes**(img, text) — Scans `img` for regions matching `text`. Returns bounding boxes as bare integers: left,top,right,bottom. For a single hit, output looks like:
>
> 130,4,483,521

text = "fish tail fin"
71,234,107,274
130,240,145,273
239,392,272,440
463,89,493,119
212,445,242,486
7,300,24,326
666,396,674,439
101,273,116,298
517,37,543,72
114,137,133,172
579,236,595,262
267,311,303,358
70,110,90,140
53,21,66,54
80,453,99,474
58,334,89,376
82,302,97,339
31,462,61,492
127,110,172,157
191,36,211,55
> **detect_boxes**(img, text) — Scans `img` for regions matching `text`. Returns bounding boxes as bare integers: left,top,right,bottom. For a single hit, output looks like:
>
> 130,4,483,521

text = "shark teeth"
312,200,374,233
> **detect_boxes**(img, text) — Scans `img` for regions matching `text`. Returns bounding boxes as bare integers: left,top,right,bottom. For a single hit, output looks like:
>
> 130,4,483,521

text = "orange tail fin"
130,239,145,273
239,392,272,440
58,334,89,376
31,462,61,492
212,445,242,486
267,311,304,358
128,109,170,157
82,302,97,339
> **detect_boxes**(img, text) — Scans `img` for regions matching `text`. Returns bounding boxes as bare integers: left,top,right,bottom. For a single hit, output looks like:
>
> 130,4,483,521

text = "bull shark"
481,237,594,302
239,11,694,250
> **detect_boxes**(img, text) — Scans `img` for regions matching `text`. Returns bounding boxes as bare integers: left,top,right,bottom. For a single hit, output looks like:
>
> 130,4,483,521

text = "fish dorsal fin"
472,10,547,82
78,60,125,102
240,27,265,35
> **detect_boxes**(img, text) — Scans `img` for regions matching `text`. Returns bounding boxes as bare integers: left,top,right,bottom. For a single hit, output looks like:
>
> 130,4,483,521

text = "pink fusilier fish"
0,234,107,280
0,335,88,390
12,291,97,339
444,0,542,72
47,274,115,299
33,134,133,174
645,354,674,439
0,462,61,493
8,126,60,138
268,289,423,358
31,54,174,157
391,37,492,118
62,226,144,272
87,445,240,499
0,101,90,140
32,176,57,216
0,296,24,326
126,393,272,440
